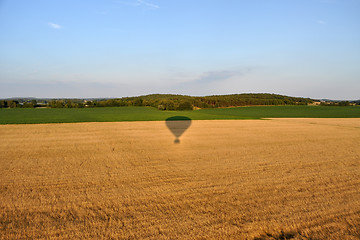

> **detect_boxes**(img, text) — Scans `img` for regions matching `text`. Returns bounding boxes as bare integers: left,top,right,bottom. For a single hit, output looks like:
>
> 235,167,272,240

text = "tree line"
320,101,352,106
0,93,320,110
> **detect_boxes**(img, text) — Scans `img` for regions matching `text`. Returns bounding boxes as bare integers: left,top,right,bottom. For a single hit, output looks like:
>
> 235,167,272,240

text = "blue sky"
0,0,359,99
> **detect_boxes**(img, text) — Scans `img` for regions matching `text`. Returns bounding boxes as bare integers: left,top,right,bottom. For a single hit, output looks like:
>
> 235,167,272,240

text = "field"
1,118,360,239
0,105,360,124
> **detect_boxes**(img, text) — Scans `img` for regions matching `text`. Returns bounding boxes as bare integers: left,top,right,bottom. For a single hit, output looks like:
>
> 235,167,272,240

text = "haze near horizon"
0,0,359,100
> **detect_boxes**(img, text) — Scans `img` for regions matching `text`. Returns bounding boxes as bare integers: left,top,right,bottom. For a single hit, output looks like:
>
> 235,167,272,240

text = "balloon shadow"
165,116,192,144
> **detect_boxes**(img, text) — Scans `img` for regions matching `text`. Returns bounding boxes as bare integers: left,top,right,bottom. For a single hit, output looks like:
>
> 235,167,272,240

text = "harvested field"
1,118,360,239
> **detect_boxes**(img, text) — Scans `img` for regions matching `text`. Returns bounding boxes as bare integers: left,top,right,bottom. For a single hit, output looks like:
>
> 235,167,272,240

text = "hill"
0,93,315,110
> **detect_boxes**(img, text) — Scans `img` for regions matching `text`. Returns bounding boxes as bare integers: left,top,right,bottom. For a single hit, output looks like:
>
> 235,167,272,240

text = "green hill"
119,93,314,110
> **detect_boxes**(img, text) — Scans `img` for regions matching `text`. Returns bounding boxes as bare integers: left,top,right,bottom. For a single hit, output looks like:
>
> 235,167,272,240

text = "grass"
0,106,252,124
199,105,360,118
0,105,359,124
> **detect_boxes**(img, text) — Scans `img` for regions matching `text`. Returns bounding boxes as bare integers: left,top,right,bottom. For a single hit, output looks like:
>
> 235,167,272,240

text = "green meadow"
0,106,359,124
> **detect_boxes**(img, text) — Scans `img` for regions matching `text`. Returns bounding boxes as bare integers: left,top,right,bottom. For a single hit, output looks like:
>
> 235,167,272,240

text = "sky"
0,0,359,100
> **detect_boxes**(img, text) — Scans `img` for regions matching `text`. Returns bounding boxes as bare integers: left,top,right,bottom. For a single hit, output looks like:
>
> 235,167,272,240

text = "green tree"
157,104,165,110
65,100,73,108
338,101,350,106
0,100,8,108
55,100,64,108
8,100,18,108
177,101,193,110
31,99,37,107
75,102,84,108
22,102,35,108
134,98,144,106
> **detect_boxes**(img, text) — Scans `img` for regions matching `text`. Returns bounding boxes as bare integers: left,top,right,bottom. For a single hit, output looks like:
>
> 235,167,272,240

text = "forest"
0,93,322,110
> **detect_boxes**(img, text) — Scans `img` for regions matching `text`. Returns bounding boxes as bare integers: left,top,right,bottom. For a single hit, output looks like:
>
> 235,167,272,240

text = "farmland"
0,105,359,124
1,118,360,239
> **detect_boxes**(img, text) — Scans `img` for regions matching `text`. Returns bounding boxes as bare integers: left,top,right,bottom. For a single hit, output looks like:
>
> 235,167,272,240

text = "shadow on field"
165,116,192,144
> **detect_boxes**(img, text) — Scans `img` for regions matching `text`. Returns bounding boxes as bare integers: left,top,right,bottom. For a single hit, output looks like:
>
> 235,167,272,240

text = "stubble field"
1,118,360,239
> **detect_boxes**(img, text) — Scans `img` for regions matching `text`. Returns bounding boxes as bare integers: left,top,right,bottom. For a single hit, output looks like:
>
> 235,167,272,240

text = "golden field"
0,118,360,239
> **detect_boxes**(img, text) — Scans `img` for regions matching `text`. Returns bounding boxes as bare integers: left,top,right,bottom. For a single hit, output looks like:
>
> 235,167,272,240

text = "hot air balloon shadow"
165,116,192,144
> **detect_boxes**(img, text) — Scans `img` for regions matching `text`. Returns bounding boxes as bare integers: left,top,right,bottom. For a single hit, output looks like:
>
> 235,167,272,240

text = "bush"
177,101,193,110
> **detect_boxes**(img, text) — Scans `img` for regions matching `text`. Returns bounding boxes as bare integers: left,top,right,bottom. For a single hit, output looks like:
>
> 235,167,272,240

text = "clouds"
164,68,256,96
1,1,358,100
136,0,159,9
191,70,243,84
117,0,159,10
178,68,253,86
317,20,327,25
48,22,63,29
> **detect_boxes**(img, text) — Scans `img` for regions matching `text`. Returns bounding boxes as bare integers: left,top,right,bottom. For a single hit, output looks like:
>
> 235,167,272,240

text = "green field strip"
0,106,359,124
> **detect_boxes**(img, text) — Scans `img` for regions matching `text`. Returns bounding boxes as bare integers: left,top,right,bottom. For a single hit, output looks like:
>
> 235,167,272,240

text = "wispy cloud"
182,68,254,85
136,0,159,9
48,22,63,29
171,68,254,95
317,20,327,25
192,70,239,84
116,0,159,9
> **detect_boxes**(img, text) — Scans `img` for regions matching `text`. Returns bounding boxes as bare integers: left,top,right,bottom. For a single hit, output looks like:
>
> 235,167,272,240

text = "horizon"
1,0,359,100
1,92,358,102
